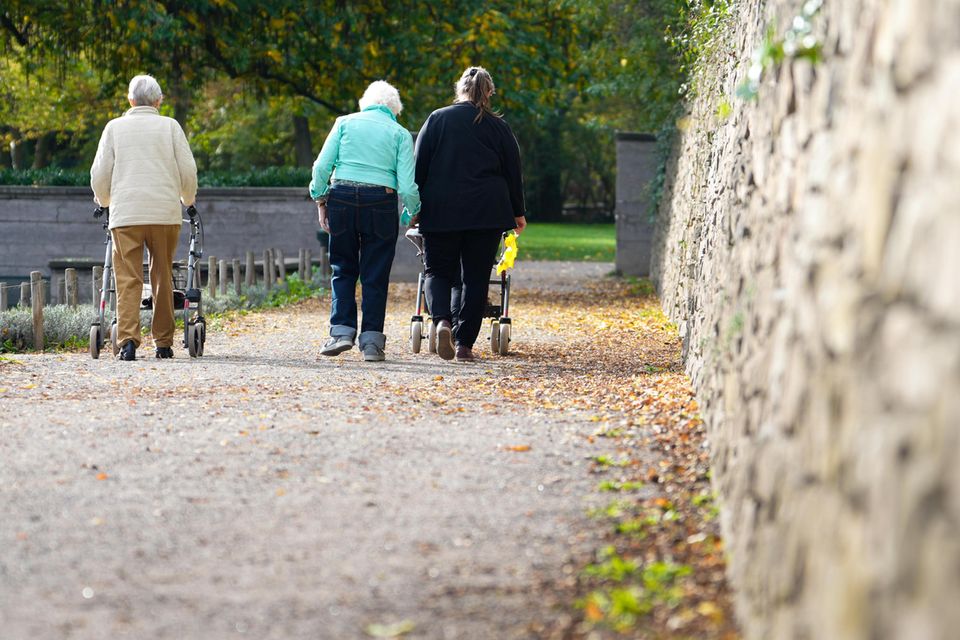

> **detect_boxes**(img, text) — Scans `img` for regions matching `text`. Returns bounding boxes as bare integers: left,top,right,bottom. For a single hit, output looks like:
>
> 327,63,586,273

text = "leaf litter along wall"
652,1,960,638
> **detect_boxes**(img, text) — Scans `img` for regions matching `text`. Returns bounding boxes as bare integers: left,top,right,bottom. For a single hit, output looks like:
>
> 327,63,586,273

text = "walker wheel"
110,322,119,357
428,319,438,354
188,322,203,358
498,322,511,356
89,326,101,360
490,320,500,354
410,320,423,354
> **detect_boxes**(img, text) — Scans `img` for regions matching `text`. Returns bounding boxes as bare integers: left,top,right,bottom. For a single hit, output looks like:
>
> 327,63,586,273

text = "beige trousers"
111,224,181,348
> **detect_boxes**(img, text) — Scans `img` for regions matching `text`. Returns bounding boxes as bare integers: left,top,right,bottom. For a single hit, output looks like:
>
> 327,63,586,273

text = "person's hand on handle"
317,202,330,233
514,215,527,235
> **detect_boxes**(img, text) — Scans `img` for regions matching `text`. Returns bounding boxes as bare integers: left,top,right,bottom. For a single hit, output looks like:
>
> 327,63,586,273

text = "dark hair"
455,66,500,123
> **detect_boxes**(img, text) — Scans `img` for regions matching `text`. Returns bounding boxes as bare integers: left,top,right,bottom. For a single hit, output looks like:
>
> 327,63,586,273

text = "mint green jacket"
309,105,421,217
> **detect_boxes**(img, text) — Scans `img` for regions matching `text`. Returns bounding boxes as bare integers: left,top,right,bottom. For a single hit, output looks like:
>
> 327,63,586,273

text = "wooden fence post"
30,271,44,351
92,267,102,309
276,249,285,283
304,249,313,283
319,248,330,280
65,268,79,308
245,252,256,287
263,249,273,291
298,248,306,280
20,282,30,307
219,259,228,296
232,259,241,295
0,286,7,311
53,276,64,305
208,256,217,298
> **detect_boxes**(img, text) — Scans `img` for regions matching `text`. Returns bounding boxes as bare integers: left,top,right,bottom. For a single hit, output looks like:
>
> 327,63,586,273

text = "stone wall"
0,186,421,300
652,2,960,638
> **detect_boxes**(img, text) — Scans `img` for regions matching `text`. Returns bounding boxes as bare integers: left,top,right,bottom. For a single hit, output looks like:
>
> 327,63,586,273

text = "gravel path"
0,261,626,640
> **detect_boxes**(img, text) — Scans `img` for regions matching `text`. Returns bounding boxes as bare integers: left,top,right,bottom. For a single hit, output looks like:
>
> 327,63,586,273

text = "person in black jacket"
413,66,527,362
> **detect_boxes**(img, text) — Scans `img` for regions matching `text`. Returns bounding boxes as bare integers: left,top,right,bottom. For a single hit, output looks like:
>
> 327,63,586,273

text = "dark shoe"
320,335,354,356
155,347,174,359
455,345,475,362
361,343,385,362
118,341,137,361
436,320,454,361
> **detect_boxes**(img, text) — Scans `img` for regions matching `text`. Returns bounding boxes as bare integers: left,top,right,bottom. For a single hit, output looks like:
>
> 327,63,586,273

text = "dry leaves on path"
441,276,740,639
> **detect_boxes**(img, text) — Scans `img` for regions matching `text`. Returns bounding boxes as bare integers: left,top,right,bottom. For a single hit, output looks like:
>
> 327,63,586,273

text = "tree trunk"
10,133,25,170
32,132,54,169
293,115,314,166
531,114,566,220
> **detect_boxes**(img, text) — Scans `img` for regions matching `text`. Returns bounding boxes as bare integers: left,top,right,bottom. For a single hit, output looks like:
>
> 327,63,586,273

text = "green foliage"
0,305,141,351
625,277,656,297
519,223,615,262
583,546,639,582
588,500,636,520
0,1,692,220
0,167,310,188
0,273,325,352
737,0,824,100
593,455,630,468
199,167,311,188
669,0,734,98
579,560,693,631
598,480,645,492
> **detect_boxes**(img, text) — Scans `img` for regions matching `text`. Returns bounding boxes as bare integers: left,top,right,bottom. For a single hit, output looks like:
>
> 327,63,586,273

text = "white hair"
128,75,163,106
358,80,403,116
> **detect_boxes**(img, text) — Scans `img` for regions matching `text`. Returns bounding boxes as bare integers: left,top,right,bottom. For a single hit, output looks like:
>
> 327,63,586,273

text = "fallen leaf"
365,620,415,638
95,472,108,480
584,599,604,622
505,445,531,452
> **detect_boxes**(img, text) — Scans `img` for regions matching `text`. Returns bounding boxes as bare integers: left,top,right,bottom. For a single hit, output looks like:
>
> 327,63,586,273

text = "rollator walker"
405,228,513,356
89,205,207,359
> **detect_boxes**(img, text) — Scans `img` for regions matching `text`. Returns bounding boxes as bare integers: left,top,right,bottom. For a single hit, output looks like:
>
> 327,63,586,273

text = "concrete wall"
0,186,421,300
652,2,960,638
614,133,658,276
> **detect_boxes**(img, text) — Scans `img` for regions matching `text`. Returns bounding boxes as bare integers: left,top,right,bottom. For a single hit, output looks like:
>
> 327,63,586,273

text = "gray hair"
128,75,163,106
358,80,403,116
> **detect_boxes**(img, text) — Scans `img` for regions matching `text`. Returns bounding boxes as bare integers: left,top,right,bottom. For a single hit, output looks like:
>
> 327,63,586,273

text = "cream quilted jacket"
90,106,198,229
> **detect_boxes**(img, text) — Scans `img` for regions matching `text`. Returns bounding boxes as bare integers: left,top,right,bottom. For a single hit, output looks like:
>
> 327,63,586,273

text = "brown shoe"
455,345,475,362
436,320,455,360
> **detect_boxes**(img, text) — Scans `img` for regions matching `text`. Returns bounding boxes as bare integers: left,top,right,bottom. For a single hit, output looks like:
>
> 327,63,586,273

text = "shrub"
0,272,326,352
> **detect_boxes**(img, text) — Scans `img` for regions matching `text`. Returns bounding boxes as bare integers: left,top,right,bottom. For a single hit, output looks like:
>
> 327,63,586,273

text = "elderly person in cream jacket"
90,74,198,361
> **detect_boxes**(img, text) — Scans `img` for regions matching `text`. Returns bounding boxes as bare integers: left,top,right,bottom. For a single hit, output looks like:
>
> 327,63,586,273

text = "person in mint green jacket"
309,80,420,362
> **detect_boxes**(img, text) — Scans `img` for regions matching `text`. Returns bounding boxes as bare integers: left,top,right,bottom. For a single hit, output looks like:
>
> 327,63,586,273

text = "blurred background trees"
0,0,695,220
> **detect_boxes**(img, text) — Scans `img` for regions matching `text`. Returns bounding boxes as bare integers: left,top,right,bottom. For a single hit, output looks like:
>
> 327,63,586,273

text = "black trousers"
423,229,502,348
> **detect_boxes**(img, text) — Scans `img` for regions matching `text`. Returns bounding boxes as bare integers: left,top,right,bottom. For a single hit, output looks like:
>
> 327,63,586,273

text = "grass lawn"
518,222,615,262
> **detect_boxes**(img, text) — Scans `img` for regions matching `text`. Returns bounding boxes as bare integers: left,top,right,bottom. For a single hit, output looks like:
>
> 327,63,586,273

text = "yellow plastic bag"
496,232,519,274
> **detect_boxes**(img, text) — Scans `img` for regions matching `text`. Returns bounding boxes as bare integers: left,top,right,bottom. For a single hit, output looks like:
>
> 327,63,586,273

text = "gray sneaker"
321,336,354,356
361,343,385,362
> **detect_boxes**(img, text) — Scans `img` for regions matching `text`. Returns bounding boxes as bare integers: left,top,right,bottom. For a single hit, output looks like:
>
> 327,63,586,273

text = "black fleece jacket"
414,102,525,233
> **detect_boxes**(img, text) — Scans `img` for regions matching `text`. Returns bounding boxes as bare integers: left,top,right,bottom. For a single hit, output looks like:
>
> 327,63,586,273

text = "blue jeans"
326,184,398,349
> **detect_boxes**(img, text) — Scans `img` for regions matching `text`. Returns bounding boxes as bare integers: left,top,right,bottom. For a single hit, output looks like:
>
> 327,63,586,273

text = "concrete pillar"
615,132,658,277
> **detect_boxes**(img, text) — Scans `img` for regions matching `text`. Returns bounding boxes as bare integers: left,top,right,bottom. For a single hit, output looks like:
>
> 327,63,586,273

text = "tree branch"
0,13,30,47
